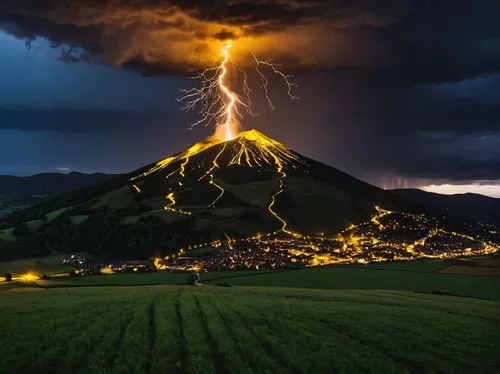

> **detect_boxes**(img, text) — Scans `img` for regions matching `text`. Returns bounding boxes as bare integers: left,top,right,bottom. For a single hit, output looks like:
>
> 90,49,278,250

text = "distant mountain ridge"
0,172,117,219
0,172,118,196
392,188,500,225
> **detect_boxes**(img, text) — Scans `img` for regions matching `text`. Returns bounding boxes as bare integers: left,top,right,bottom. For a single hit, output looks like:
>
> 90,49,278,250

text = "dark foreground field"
0,284,498,374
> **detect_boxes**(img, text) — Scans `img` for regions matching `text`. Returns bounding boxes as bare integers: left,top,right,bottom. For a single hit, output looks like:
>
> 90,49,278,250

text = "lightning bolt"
218,43,237,140
178,41,298,140
178,42,252,141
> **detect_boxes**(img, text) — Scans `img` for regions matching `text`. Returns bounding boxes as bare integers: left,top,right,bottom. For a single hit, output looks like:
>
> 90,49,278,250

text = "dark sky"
0,1,499,197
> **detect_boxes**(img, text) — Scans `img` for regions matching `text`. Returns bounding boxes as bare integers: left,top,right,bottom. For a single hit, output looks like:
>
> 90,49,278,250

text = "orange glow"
20,273,38,282
154,258,167,271
100,266,115,274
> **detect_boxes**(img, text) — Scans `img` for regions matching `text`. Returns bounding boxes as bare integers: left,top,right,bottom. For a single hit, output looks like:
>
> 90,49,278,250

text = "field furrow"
0,284,496,374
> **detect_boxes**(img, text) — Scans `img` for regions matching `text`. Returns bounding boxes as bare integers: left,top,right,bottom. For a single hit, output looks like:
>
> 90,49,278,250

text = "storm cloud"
0,1,499,191
0,1,498,83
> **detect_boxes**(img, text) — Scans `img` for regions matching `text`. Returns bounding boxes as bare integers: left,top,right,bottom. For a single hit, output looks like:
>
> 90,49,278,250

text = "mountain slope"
393,188,500,225
2,129,496,267
128,129,412,235
0,130,418,261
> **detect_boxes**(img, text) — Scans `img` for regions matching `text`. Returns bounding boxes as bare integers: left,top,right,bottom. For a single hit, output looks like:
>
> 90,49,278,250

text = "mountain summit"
132,129,304,181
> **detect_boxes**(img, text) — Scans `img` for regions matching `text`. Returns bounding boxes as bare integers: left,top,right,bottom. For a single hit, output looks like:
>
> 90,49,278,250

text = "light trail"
371,206,392,230
267,170,302,238
132,184,141,193
208,174,225,207
198,143,227,181
165,192,191,215
179,157,189,178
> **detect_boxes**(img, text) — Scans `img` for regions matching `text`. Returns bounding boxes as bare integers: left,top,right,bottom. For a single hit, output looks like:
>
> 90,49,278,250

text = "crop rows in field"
0,286,497,373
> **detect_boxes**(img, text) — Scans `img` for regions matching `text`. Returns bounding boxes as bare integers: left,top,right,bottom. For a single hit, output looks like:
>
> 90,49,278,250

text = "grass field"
30,263,499,300
0,285,498,373
1,258,499,299
1,259,499,373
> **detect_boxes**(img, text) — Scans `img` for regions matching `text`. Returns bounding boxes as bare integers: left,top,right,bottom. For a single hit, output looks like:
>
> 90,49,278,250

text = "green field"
22,262,500,300
1,259,499,299
0,285,498,373
0,259,499,373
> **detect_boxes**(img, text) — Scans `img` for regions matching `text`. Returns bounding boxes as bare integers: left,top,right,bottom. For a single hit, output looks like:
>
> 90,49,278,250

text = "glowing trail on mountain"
165,192,191,215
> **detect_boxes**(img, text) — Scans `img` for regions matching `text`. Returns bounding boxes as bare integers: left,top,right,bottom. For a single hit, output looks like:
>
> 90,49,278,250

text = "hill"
393,188,500,226
0,130,497,263
0,172,116,218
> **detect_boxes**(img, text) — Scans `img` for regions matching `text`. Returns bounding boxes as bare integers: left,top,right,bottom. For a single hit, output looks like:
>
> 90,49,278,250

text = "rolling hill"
0,172,116,218
393,188,500,226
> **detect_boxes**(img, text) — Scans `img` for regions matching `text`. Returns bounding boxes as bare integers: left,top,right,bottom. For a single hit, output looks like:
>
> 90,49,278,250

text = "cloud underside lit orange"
0,1,410,75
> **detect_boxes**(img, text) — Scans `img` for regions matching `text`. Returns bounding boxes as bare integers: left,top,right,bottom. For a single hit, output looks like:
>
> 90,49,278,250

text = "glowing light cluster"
20,273,38,282
155,206,498,271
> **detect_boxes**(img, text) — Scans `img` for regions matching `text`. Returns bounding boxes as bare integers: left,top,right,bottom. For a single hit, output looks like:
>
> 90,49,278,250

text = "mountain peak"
132,129,301,181
233,129,283,147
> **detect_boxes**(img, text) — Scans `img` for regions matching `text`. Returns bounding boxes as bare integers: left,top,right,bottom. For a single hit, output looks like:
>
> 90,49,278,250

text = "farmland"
1,257,499,299
0,284,498,373
0,258,499,373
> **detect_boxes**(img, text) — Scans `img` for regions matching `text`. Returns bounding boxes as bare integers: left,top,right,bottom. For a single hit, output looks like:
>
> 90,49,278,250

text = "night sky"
0,1,499,197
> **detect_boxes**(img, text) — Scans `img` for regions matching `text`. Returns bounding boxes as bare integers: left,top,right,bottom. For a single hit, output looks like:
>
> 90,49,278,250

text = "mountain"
0,171,117,196
1,130,496,265
0,130,413,260
128,129,412,235
393,189,500,226
0,172,117,218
